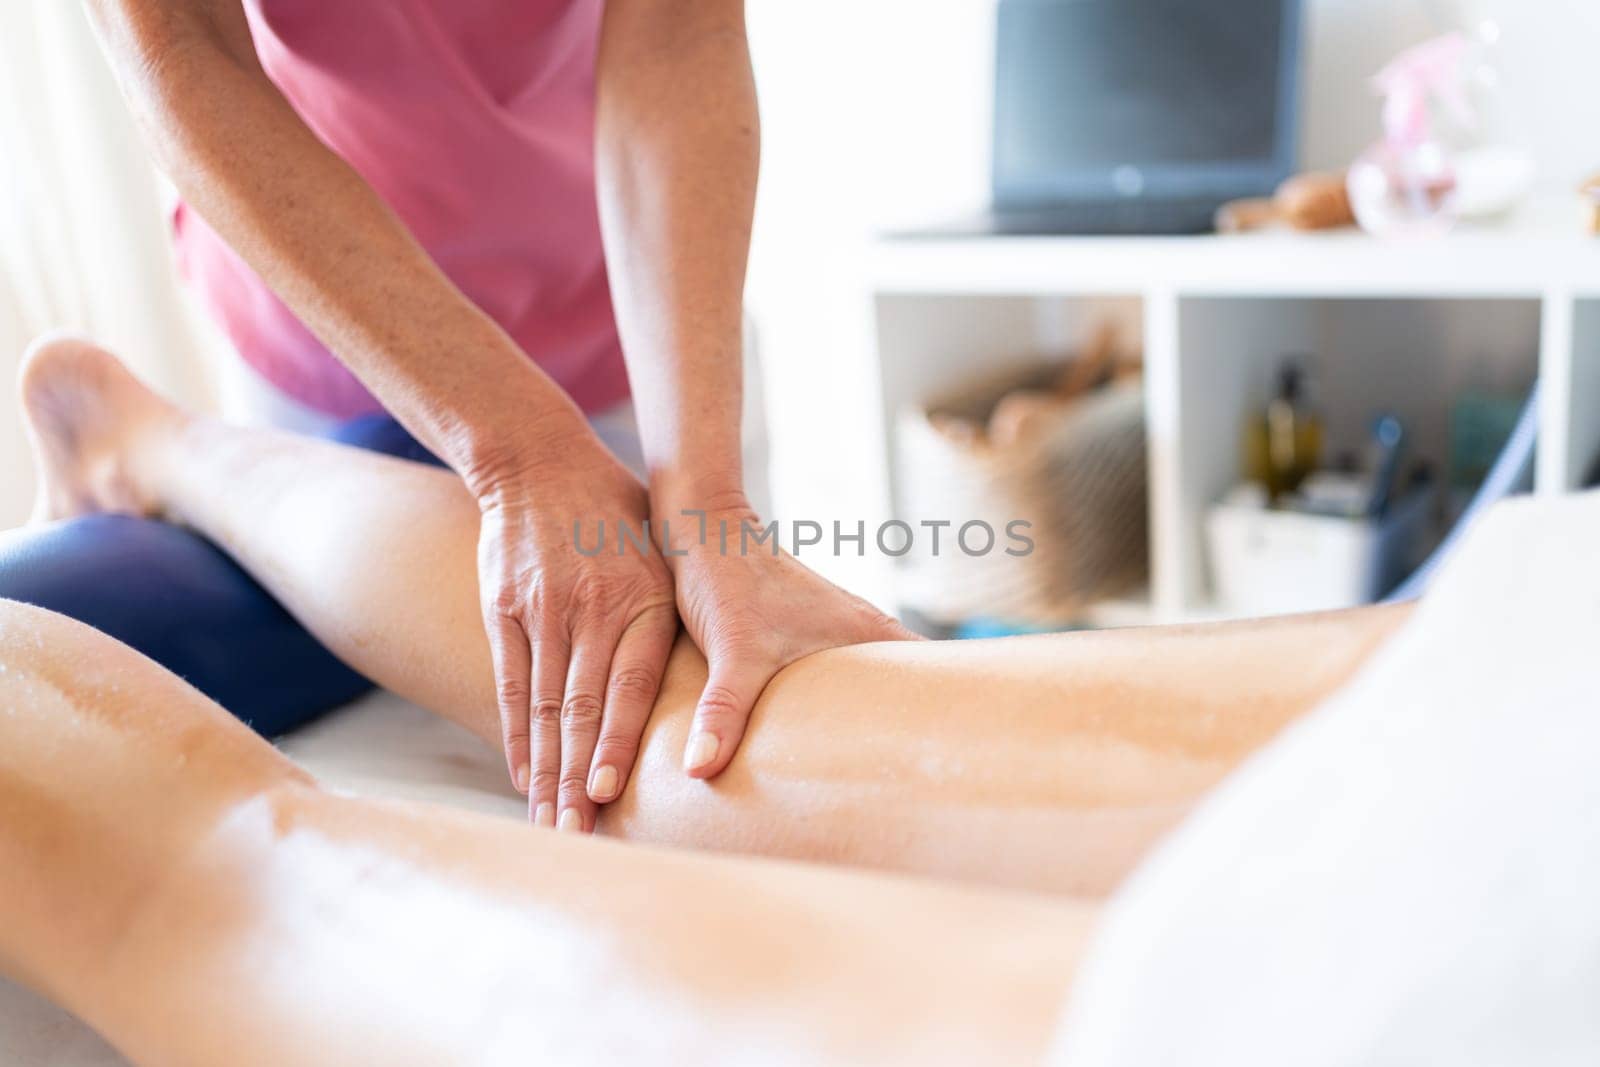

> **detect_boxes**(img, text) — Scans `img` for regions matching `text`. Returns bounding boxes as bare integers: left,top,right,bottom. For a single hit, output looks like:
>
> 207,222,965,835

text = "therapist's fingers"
485,611,532,795
556,619,618,833
587,604,677,804
684,648,772,780
527,613,571,829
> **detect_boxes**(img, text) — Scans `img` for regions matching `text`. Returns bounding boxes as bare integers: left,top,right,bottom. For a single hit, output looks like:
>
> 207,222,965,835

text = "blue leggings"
0,415,444,737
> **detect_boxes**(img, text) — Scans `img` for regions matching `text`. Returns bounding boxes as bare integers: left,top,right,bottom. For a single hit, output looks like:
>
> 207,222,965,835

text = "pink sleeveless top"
173,0,630,419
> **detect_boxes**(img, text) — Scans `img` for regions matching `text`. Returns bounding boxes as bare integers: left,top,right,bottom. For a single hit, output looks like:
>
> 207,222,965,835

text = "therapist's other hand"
476,444,677,833
661,500,922,779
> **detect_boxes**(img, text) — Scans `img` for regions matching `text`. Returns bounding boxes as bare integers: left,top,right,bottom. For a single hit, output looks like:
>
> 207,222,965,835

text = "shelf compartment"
1166,296,1541,614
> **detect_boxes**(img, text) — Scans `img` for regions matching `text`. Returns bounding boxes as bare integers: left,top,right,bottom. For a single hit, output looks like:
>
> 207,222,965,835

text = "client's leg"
19,338,1409,894
0,341,451,736
0,598,1086,1066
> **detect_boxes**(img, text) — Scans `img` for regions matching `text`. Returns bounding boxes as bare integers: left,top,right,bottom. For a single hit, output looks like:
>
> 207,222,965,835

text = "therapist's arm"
596,0,918,781
82,0,679,832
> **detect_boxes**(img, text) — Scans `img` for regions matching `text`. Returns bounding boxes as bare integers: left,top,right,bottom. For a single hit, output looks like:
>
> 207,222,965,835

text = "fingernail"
683,731,720,774
557,808,583,833
514,762,531,794
533,802,556,828
590,764,619,801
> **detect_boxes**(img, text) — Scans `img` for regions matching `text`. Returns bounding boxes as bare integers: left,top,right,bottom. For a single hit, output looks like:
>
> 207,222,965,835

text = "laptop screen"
993,0,1301,206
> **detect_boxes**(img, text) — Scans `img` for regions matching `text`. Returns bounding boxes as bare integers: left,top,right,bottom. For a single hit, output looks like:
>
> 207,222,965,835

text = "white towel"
1054,495,1600,1066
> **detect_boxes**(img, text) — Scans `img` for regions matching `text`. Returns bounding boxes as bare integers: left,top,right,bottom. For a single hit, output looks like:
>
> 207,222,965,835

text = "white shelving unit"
861,201,1600,625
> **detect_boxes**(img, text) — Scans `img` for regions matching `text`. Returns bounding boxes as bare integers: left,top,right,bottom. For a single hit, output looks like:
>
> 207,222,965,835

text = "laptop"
931,0,1303,237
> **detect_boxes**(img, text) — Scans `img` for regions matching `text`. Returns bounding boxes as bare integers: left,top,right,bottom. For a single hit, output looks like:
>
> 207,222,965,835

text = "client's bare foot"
18,335,182,523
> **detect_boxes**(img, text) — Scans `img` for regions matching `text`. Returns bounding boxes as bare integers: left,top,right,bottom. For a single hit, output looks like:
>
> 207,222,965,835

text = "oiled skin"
0,601,1091,1066
127,397,1409,894
15,336,1407,896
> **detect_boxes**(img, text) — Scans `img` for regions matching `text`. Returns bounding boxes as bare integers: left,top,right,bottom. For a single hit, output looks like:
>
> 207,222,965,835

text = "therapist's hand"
659,500,922,779
476,441,677,832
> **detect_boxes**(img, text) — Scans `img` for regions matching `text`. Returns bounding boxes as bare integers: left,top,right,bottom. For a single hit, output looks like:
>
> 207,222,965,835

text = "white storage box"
1206,489,1432,616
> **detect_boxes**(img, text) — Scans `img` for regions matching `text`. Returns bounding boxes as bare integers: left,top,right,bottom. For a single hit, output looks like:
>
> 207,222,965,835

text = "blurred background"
3,0,1598,634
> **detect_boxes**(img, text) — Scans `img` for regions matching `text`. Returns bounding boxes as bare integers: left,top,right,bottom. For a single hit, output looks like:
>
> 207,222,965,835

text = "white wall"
745,3,993,600
744,0,1600,601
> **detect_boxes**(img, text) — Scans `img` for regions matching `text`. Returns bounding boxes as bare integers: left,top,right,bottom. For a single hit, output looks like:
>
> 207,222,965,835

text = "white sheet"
1,690,520,1065
1052,496,1600,1066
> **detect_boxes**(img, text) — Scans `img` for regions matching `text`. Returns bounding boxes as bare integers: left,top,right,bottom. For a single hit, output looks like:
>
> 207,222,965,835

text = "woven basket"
894,360,1148,625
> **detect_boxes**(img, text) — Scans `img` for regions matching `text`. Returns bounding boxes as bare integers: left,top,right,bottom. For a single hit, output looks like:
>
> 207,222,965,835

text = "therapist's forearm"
83,0,593,491
596,0,758,511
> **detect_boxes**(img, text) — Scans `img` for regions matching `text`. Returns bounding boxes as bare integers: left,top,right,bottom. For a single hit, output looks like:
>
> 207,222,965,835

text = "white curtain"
0,0,221,526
